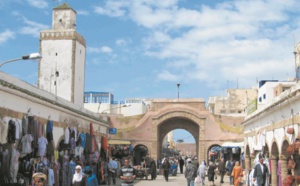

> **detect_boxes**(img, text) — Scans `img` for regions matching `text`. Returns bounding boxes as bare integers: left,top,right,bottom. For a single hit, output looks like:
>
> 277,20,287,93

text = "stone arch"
152,110,206,161
281,139,289,157
271,140,279,158
133,144,149,165
207,144,222,163
264,143,270,157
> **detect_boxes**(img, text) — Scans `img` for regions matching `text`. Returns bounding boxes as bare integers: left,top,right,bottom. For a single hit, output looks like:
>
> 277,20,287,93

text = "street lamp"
102,104,131,114
177,83,180,98
0,53,42,68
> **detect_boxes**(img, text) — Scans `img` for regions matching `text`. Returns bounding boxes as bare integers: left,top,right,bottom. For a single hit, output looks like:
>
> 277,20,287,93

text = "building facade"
243,81,300,185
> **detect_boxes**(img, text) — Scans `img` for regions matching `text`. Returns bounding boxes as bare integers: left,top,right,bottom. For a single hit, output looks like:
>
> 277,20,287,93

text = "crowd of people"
161,157,269,186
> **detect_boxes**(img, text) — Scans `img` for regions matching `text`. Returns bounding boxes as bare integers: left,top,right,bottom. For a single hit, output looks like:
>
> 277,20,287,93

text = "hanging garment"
27,116,34,135
46,120,53,141
1,149,10,176
21,134,34,154
70,138,75,155
0,118,8,144
102,136,108,151
7,119,16,144
85,133,92,154
65,127,70,144
38,137,48,156
10,149,20,183
22,116,28,136
75,146,84,158
15,119,21,140
79,133,86,148
48,168,54,186
32,120,39,148
38,122,43,138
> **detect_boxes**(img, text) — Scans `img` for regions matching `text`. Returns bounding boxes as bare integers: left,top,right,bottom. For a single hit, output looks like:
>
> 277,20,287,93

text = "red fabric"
102,136,108,150
90,123,94,135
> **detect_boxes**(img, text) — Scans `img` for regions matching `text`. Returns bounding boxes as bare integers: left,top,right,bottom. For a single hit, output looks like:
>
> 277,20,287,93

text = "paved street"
101,172,238,186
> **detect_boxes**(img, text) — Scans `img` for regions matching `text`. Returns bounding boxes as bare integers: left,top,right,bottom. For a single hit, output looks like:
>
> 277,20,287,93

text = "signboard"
247,98,257,115
109,128,117,134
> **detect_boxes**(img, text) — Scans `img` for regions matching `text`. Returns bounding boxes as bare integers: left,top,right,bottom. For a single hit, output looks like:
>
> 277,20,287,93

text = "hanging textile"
0,118,8,144
22,116,28,136
8,119,16,144
46,120,53,141
64,127,70,144
102,136,108,151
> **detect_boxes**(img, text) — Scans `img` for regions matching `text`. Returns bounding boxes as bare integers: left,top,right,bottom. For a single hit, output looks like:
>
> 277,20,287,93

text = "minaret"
39,3,86,107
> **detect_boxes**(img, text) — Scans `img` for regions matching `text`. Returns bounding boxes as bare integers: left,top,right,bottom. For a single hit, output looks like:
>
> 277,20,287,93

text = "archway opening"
133,144,148,166
157,117,199,159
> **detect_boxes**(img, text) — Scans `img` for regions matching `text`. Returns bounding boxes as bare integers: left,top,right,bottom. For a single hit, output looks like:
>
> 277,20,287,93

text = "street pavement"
100,172,237,186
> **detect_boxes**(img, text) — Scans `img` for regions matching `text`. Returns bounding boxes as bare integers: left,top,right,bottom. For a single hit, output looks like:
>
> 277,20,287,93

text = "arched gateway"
109,99,244,163
153,110,206,160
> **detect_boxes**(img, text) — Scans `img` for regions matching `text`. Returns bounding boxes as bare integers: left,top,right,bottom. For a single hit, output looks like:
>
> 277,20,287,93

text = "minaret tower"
39,3,86,107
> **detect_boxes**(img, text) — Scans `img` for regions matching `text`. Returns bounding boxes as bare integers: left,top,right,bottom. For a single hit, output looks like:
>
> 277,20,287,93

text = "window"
263,94,266,99
259,97,262,102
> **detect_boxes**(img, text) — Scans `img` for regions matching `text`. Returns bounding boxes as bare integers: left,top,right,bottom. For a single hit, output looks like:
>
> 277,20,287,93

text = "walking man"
218,158,226,184
108,157,118,185
162,158,171,182
179,157,184,174
185,158,197,186
253,156,269,186
226,159,234,185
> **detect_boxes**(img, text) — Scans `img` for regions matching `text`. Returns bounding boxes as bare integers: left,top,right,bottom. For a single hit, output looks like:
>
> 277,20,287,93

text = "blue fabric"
46,120,53,133
80,133,86,148
87,173,98,186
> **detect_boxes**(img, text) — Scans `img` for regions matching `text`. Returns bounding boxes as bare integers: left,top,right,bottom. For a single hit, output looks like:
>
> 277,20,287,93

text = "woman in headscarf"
72,165,88,186
32,172,47,186
198,161,206,186
231,161,243,186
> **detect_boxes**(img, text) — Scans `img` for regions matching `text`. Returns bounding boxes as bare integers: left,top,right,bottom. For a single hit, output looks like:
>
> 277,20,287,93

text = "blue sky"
1,0,300,143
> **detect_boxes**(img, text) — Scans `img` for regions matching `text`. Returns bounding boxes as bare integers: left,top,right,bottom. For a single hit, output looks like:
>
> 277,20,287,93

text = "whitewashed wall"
0,72,108,147
74,41,86,106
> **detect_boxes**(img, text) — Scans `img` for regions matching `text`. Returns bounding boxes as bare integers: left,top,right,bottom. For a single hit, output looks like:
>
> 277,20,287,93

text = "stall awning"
108,140,131,145
221,141,244,148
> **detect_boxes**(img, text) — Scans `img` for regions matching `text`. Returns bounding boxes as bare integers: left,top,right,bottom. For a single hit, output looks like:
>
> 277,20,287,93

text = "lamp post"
0,53,42,68
177,83,180,98
101,104,131,114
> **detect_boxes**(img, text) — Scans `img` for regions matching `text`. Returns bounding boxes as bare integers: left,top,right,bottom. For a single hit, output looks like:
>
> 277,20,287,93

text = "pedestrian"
162,158,171,181
231,161,243,186
120,158,136,186
253,156,269,186
108,157,118,185
218,158,226,184
226,159,234,185
198,161,206,185
179,156,184,174
207,161,216,186
185,158,197,186
72,165,88,186
32,172,47,186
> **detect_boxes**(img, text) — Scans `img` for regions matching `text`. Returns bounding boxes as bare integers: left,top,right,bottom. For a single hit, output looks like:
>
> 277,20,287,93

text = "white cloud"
87,46,113,53
94,1,128,17
77,10,90,16
19,17,49,37
157,70,178,81
26,0,48,9
0,30,15,44
116,38,132,46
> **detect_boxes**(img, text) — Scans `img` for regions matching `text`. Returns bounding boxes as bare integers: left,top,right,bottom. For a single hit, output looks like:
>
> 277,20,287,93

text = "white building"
84,92,148,117
242,80,299,186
